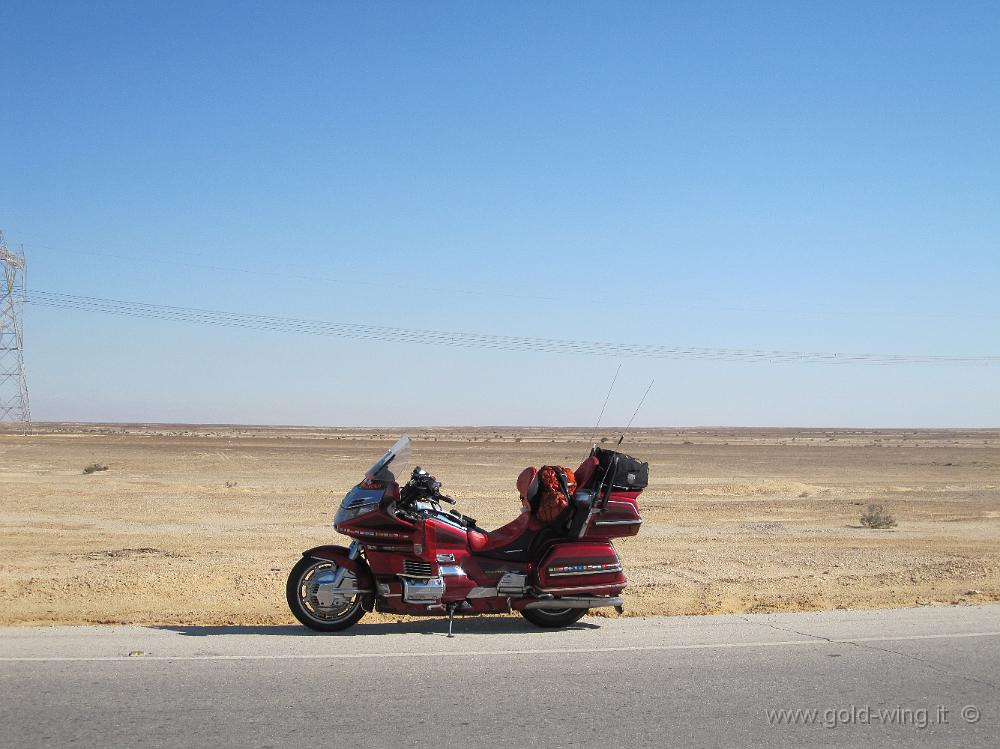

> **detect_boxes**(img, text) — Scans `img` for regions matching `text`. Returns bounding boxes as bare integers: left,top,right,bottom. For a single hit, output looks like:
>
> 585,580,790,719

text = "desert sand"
1,424,998,625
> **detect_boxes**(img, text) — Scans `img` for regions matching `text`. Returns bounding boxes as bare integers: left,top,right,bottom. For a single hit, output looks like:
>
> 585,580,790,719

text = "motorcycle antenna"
588,363,621,446
618,378,654,446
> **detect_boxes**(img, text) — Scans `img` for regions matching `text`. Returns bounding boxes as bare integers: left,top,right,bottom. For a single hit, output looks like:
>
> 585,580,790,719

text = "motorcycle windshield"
364,435,412,480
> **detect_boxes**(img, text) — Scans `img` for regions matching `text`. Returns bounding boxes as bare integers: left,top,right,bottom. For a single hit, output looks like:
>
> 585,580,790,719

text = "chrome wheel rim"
296,561,362,624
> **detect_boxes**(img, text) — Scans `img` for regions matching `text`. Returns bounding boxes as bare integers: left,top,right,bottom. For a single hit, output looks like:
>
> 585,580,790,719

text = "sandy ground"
1,424,998,626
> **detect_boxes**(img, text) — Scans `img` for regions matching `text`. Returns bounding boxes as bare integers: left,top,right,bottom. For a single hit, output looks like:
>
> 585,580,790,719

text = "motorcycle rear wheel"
287,557,366,632
520,607,588,628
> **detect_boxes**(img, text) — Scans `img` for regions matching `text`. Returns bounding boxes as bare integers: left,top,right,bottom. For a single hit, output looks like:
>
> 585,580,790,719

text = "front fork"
329,540,362,587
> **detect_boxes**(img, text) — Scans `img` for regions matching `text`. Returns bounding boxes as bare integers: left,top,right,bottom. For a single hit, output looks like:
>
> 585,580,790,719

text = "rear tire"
287,557,366,632
520,607,588,628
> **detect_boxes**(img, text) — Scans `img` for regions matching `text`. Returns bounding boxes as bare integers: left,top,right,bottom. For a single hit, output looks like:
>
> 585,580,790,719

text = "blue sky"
1,1,997,427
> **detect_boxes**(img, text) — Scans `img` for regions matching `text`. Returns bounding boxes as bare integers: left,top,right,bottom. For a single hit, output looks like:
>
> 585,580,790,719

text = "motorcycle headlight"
334,498,381,526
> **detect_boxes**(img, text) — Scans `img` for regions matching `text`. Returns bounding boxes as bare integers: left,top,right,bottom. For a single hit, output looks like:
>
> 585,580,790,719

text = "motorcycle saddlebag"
535,540,626,592
592,447,649,491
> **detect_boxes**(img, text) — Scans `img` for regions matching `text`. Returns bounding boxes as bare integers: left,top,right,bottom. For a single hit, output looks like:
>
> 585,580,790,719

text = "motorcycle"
286,435,647,634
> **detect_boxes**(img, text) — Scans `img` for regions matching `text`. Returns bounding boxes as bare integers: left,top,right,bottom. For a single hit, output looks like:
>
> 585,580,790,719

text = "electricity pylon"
0,230,30,433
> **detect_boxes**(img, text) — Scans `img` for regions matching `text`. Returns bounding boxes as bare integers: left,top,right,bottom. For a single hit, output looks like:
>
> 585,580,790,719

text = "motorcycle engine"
401,576,445,603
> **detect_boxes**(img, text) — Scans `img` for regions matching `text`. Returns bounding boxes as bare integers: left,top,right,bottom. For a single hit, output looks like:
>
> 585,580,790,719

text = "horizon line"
7,421,999,433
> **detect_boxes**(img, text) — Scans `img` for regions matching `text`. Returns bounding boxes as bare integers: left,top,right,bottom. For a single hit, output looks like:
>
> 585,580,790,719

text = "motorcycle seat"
467,458,598,559
467,512,536,553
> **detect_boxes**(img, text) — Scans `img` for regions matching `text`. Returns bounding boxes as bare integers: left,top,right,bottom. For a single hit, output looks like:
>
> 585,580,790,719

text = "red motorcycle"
286,436,647,634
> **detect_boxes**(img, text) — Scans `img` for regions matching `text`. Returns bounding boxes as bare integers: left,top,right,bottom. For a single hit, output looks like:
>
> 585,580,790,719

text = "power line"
24,288,1000,366
23,242,1000,322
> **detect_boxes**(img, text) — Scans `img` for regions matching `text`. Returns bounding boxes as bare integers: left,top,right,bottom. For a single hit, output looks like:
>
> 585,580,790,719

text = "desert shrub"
860,504,897,529
82,463,109,475
224,480,238,488
600,437,609,443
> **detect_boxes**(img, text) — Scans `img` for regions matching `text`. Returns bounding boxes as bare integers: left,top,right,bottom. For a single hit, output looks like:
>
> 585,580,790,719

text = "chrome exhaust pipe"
523,596,624,610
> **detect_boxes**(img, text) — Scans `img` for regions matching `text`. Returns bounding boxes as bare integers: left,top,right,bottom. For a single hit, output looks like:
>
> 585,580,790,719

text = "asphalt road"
2,605,998,748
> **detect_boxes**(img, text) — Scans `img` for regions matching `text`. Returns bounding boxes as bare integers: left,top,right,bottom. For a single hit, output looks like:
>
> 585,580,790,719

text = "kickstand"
446,603,458,638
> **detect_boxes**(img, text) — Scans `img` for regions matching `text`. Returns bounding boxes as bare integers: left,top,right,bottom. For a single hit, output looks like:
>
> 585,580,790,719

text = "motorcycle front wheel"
286,557,366,632
520,607,588,628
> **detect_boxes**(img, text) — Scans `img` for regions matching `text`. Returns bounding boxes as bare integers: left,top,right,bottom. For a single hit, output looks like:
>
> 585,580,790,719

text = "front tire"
287,557,366,632
520,607,588,628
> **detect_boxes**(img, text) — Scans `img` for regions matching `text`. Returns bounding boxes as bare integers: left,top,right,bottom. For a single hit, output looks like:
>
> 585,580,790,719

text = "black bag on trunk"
593,447,649,491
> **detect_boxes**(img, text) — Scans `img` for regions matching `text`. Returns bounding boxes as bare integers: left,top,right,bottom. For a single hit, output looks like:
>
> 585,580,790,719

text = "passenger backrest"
574,456,599,492
566,491,595,538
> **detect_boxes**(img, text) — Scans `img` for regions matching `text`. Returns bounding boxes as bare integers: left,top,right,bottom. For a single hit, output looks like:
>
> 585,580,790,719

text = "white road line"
1,630,998,662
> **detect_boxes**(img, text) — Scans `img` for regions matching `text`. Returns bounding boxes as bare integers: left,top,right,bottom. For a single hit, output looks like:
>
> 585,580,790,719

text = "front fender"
301,545,375,590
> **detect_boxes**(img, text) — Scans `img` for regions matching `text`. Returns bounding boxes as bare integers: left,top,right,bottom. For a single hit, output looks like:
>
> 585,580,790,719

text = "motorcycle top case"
535,541,626,592
592,447,649,491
